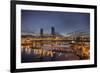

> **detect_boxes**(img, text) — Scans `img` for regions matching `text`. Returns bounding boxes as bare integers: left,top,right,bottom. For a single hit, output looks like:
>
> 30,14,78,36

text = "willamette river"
21,47,80,63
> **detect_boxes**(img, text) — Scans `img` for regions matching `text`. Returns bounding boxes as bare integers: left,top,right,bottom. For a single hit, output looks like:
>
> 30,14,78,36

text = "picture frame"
10,0,97,72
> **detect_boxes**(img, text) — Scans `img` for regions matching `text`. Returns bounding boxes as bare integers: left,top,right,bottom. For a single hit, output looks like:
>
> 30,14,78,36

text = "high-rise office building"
51,26,55,35
40,28,43,36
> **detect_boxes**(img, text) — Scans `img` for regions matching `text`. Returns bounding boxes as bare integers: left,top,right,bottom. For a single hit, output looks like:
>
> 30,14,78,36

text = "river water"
21,47,80,63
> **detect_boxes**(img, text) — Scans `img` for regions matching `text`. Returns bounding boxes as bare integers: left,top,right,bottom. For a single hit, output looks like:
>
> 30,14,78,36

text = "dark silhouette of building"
40,28,43,36
51,26,55,35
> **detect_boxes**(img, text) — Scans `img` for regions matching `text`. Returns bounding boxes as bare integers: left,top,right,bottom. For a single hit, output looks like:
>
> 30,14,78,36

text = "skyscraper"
40,28,43,36
51,26,55,35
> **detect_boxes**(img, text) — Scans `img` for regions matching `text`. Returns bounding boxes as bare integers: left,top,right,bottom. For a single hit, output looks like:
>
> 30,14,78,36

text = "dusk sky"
21,10,90,35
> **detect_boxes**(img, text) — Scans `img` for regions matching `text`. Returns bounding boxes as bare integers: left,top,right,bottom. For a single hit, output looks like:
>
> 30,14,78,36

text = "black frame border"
10,1,97,73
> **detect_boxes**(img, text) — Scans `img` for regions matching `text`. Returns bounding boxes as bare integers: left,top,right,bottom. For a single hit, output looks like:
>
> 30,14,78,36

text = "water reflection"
21,47,80,63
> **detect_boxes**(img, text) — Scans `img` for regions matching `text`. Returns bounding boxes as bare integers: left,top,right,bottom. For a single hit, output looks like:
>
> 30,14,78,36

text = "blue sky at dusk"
21,10,90,35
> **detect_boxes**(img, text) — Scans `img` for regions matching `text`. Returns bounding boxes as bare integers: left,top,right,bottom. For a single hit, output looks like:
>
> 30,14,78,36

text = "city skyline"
21,10,90,35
